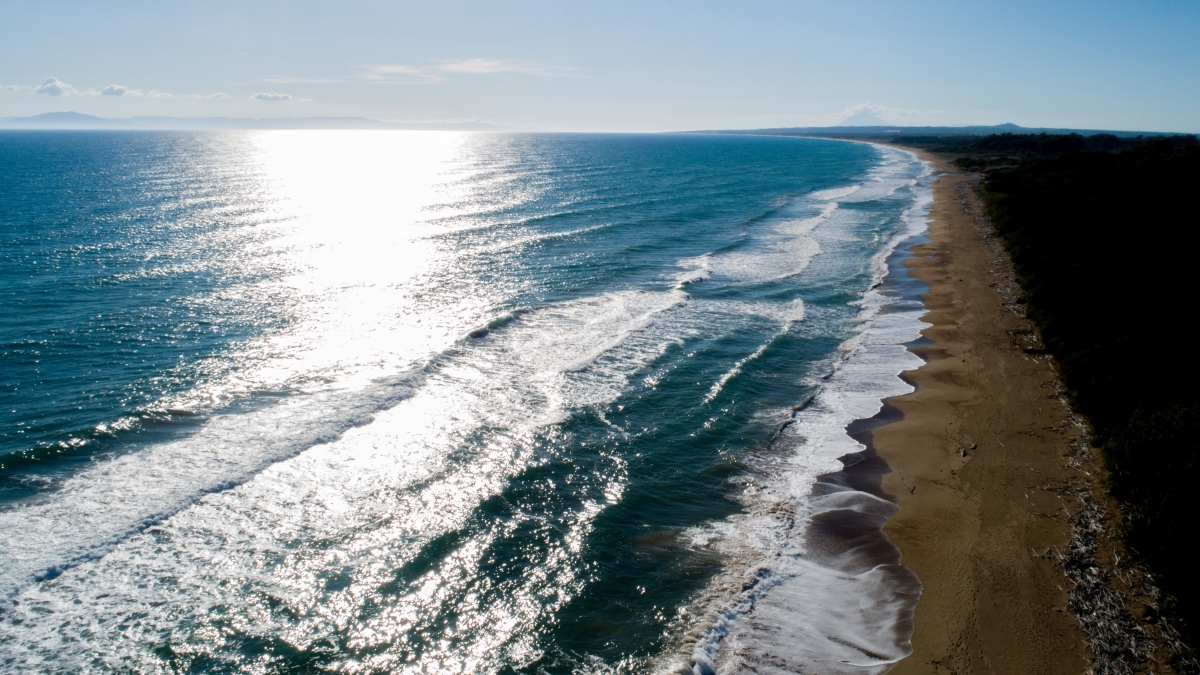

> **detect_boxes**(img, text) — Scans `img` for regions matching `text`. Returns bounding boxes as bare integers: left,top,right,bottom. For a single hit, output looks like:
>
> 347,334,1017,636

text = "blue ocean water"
0,131,929,674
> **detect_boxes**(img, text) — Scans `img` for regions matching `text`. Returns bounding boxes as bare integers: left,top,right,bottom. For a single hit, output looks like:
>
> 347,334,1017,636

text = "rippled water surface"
0,131,929,674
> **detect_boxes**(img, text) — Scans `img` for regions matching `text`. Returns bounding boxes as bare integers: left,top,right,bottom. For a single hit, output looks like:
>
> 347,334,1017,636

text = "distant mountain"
837,110,889,126
0,112,510,131
0,111,115,129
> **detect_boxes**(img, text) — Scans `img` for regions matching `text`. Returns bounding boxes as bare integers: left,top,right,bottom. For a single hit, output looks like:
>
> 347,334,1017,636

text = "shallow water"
0,131,929,674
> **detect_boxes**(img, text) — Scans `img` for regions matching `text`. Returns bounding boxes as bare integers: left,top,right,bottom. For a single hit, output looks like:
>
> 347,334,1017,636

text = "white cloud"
252,92,293,101
361,64,434,83
98,85,170,98
34,77,76,96
262,77,343,84
362,59,572,83
439,59,521,74
367,65,423,76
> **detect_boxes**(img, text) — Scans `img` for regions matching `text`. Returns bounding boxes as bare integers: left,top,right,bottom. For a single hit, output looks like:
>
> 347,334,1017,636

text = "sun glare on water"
244,131,496,392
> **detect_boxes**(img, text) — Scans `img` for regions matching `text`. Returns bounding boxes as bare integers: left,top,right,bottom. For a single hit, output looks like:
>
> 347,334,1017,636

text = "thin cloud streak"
100,85,173,98
437,58,564,75
262,77,344,84
360,64,441,84
361,59,575,84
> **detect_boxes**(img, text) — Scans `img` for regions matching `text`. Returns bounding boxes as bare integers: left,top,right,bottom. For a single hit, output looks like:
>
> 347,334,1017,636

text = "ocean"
0,131,930,674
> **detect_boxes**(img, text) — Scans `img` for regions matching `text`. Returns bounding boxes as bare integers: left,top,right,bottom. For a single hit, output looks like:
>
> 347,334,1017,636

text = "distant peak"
837,110,889,127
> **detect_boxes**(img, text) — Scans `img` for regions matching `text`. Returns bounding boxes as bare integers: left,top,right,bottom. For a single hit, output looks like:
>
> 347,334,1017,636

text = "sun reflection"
241,131,499,394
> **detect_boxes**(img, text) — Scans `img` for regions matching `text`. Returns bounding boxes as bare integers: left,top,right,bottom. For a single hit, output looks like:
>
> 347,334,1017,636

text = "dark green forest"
981,140,1200,641
893,132,1198,168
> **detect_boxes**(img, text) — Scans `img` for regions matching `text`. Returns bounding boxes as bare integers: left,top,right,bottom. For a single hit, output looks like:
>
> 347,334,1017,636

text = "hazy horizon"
3,1,1198,133
1,110,1189,136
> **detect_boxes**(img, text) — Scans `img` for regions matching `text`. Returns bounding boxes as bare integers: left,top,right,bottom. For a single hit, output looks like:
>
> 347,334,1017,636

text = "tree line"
885,132,1199,169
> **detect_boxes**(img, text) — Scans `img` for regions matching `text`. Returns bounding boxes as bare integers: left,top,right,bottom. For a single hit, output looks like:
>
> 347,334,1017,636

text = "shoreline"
688,145,934,674
875,149,1090,672
691,138,1187,675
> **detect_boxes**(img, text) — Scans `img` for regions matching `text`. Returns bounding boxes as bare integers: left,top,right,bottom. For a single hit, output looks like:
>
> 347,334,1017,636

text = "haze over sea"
0,131,929,674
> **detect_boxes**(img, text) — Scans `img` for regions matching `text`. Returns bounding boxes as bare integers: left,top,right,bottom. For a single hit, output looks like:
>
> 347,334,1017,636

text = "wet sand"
877,153,1090,673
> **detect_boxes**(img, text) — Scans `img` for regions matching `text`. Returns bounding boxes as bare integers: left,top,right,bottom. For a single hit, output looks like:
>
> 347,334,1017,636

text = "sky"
2,0,1198,132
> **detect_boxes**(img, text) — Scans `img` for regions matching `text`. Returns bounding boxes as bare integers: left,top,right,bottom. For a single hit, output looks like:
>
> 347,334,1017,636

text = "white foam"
706,204,840,283
810,185,862,201
674,254,713,289
829,149,917,204
672,145,933,675
702,299,806,405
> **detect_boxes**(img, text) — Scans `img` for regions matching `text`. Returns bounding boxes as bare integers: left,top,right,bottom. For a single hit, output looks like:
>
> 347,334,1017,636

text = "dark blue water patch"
0,131,285,472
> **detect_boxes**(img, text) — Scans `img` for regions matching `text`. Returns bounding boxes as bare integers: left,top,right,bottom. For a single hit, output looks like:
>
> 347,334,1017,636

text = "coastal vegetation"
981,139,1200,643
890,132,1198,169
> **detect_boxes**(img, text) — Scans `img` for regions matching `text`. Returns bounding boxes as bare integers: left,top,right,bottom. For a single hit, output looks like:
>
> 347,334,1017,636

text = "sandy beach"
876,153,1090,673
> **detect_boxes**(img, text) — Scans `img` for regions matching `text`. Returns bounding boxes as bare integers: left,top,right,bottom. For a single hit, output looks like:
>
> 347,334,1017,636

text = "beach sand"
876,154,1090,673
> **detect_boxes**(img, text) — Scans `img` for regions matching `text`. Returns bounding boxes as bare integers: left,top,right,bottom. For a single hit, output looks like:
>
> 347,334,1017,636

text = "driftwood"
1052,452,1198,675
1055,488,1151,674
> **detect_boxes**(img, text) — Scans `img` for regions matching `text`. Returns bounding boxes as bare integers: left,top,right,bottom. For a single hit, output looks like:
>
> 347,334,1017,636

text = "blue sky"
2,0,1198,132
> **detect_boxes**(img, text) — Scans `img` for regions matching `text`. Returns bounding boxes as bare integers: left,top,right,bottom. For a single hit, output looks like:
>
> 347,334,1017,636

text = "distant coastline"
690,122,1193,139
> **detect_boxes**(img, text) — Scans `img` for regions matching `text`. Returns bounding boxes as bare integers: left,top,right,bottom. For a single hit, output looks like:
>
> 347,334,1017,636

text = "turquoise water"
0,131,929,674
